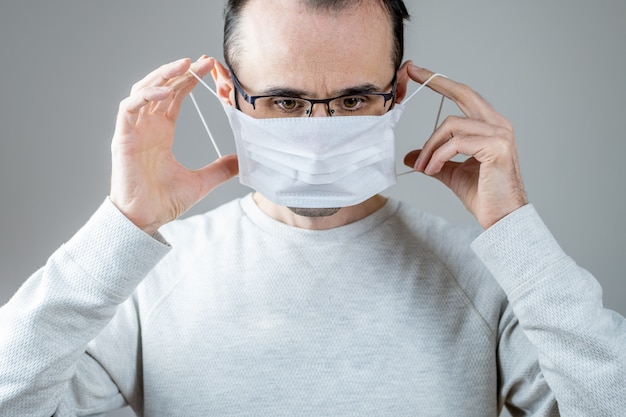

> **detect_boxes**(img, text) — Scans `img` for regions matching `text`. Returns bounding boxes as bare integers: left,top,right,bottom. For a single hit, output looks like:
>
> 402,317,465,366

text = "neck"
252,193,387,230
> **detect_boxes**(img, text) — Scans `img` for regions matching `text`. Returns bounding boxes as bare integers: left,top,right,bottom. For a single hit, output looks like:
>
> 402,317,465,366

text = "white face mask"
188,70,444,209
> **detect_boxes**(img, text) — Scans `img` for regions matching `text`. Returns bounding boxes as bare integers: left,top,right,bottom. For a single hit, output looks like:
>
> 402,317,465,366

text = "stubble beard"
287,207,341,217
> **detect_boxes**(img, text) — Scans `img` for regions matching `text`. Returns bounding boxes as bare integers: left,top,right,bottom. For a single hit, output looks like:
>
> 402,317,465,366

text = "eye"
273,98,306,113
277,99,297,110
342,96,363,109
336,95,373,113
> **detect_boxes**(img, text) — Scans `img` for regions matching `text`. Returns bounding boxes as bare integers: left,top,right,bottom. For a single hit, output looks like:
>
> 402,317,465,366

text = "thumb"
194,154,239,197
403,149,465,190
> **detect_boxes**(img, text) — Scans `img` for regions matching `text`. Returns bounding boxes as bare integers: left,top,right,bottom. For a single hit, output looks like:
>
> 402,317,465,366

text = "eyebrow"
260,83,383,98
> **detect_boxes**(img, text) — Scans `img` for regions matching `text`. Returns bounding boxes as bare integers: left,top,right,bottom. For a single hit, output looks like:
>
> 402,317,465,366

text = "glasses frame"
230,70,398,117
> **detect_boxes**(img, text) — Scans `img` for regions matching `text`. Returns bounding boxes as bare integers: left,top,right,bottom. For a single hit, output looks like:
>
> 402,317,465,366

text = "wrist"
108,195,163,236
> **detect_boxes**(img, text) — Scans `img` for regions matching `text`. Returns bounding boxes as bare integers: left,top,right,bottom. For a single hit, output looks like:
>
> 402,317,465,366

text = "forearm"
0,198,170,416
472,204,626,415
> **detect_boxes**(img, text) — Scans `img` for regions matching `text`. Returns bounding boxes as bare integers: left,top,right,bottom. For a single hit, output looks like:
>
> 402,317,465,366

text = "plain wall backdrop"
1,2,624,416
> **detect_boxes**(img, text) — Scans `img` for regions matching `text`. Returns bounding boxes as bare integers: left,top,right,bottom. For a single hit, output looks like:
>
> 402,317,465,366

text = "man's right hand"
109,56,238,235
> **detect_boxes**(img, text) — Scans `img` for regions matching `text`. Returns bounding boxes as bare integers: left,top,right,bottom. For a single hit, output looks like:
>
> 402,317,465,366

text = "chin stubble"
287,207,342,217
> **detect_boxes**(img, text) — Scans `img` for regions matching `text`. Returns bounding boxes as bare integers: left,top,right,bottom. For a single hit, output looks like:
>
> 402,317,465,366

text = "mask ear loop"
397,72,447,177
188,69,223,158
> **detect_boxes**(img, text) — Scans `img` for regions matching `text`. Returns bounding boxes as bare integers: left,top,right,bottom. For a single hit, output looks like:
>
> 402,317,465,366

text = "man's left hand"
403,64,528,229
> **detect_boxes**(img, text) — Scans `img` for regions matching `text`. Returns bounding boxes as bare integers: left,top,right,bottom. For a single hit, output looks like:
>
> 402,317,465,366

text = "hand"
403,64,528,229
110,57,238,235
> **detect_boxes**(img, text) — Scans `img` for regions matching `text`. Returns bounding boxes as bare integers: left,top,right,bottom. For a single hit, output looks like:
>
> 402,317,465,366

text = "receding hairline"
223,0,409,73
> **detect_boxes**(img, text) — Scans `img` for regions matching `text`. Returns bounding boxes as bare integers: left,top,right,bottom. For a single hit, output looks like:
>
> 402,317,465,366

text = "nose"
308,102,332,117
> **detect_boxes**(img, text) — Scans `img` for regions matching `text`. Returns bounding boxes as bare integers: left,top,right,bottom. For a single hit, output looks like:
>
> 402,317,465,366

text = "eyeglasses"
231,70,397,118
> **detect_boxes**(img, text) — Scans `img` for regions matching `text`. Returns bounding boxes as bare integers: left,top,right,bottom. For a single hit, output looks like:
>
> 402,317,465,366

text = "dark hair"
223,0,410,72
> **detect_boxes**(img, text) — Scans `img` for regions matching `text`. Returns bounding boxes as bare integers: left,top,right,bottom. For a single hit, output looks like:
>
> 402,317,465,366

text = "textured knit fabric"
0,194,624,416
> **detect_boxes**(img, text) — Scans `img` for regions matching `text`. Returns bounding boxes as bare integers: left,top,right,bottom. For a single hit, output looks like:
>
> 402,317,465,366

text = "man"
0,0,624,416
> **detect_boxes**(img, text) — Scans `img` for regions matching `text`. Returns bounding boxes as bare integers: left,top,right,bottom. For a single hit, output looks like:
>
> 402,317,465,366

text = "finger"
150,56,213,115
161,57,216,119
193,154,239,197
124,86,173,114
404,148,477,194
430,158,479,190
408,64,505,125
421,135,488,176
404,148,472,181
413,116,501,172
115,86,174,134
129,58,192,95
168,56,214,96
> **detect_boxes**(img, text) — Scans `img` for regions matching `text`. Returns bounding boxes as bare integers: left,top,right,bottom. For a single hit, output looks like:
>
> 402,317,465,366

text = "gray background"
1,1,624,416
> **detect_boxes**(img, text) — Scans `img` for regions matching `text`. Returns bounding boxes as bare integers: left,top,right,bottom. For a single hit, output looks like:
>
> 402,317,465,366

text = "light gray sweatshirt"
0,195,624,416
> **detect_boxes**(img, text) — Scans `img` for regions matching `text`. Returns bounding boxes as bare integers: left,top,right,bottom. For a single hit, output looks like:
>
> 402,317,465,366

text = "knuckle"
118,96,131,111
158,62,170,73
158,66,170,81
495,124,514,141
491,112,513,132
440,115,461,128
457,83,475,97
492,136,514,156
458,83,471,93
502,119,514,133
448,134,461,146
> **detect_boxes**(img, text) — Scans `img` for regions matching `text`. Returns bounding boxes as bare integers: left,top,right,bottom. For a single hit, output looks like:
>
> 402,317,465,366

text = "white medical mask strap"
396,72,448,177
404,72,447,104
188,69,223,158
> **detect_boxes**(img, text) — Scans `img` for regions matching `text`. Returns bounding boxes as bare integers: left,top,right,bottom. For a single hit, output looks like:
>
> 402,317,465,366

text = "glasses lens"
329,94,389,116
252,94,391,118
254,97,311,118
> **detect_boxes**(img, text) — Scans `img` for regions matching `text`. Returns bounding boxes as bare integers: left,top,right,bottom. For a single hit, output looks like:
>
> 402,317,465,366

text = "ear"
211,60,235,106
394,60,412,104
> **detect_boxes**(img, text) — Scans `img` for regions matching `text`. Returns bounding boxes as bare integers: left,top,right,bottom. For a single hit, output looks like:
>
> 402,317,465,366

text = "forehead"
234,0,395,93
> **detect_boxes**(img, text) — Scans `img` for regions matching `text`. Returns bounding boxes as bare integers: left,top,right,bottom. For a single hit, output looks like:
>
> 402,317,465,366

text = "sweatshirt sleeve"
471,204,626,416
0,198,171,417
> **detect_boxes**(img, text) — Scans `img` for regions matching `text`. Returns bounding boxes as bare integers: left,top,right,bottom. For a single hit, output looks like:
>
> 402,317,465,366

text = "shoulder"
391,200,507,327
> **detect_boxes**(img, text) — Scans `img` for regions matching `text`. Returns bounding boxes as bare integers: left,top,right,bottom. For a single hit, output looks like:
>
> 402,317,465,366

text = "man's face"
234,0,396,108
232,0,397,216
